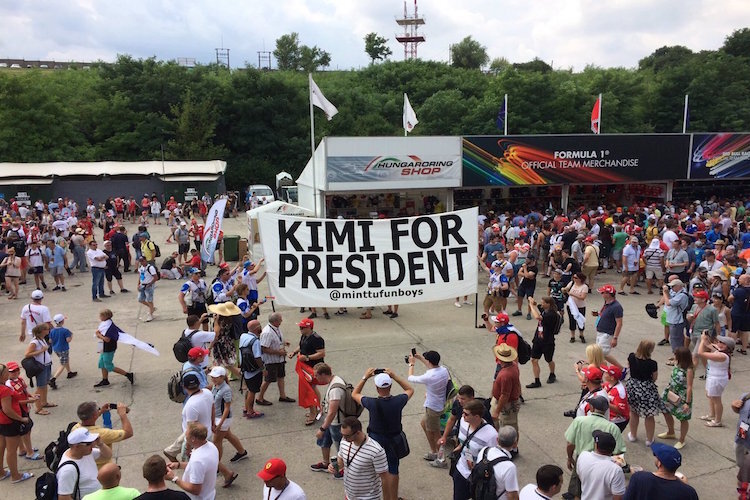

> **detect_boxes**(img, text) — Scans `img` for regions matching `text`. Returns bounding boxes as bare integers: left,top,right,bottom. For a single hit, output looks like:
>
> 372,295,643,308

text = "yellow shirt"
141,240,156,262
72,423,126,467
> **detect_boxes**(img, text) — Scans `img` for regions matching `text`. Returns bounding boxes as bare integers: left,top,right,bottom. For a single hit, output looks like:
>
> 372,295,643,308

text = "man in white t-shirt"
180,374,214,443
19,289,52,342
477,425,520,500
310,363,346,478
619,237,640,295
183,315,215,369
407,350,450,461
519,464,564,499
137,256,159,322
257,458,307,500
86,240,109,302
56,428,113,500
165,423,223,500
576,431,626,500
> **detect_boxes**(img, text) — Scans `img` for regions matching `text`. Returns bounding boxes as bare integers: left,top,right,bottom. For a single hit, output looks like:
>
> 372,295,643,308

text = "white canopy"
246,201,314,244
0,160,226,179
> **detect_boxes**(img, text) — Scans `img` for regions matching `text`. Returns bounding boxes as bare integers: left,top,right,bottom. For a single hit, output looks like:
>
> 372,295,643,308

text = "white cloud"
0,0,748,70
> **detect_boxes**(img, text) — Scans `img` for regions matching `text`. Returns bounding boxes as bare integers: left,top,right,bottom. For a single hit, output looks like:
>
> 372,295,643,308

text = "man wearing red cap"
257,458,306,499
595,285,624,368
183,347,210,390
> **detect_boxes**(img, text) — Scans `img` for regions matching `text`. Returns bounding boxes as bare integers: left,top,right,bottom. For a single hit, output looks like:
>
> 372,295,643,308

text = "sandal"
0,470,10,481
304,415,316,426
43,403,58,408
12,472,34,484
739,349,748,355
699,415,715,421
35,409,50,415
245,411,264,419
223,472,239,488
705,420,724,427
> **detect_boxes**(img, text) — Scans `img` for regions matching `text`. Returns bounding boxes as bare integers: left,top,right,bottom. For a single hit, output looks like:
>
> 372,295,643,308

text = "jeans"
91,267,105,299
669,322,687,352
71,246,88,272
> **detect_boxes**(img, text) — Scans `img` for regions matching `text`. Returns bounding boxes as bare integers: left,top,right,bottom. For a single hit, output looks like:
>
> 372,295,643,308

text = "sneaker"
52,286,61,291
67,372,78,379
429,459,448,469
674,441,685,450
423,452,438,461
101,294,111,298
627,432,637,442
49,378,57,390
454,301,462,308
525,381,542,389
126,373,134,384
308,313,317,319
310,462,329,472
511,310,522,316
645,440,653,446
332,469,344,480
108,290,116,295
299,307,306,313
120,289,129,293
389,313,399,319
93,298,102,302
463,300,472,305
41,282,47,289
94,379,110,387
657,339,670,346
547,373,557,384
657,432,676,439
61,287,67,292
526,313,532,320
229,451,248,462
144,314,153,322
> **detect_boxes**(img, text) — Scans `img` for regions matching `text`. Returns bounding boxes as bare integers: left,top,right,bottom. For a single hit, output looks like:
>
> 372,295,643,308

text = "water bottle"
102,409,112,429
437,444,445,462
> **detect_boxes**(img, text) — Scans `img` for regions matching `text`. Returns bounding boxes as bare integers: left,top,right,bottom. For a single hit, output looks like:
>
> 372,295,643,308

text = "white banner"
201,198,227,263
258,208,478,307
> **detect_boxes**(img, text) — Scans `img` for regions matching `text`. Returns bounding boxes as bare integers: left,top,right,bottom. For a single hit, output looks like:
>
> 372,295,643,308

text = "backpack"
239,336,261,372
167,366,200,403
36,422,80,500
445,374,459,402
330,381,363,418
204,278,219,305
469,447,511,500
152,242,161,258
173,330,199,363
680,290,693,323
499,330,532,365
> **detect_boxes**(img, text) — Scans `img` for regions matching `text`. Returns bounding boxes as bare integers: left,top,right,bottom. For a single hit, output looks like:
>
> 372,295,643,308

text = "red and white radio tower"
395,0,425,60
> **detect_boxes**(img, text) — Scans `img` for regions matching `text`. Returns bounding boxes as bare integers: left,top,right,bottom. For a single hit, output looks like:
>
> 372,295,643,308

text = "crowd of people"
0,193,750,499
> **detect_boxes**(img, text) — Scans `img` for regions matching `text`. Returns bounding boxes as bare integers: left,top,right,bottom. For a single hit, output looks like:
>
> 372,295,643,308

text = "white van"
247,184,275,204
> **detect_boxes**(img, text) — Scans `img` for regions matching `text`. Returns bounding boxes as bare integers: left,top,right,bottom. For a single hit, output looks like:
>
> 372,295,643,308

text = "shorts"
28,266,44,275
706,377,729,397
214,417,232,432
517,283,535,298
596,332,613,355
244,371,262,393
611,248,622,262
138,285,154,303
0,420,26,437
736,443,750,481
51,266,65,276
531,341,555,362
622,270,636,277
567,464,582,498
264,362,285,382
483,294,503,311
645,267,663,280
55,349,70,366
669,323,687,352
178,243,190,255
423,407,442,432
105,267,122,282
368,431,401,474
98,351,116,372
316,424,342,449
493,399,520,432
187,302,208,322
732,314,750,333
35,363,52,387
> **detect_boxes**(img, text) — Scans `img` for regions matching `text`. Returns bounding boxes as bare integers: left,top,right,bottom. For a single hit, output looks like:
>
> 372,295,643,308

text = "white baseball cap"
53,314,65,324
209,366,227,378
31,290,44,300
374,373,392,388
67,428,99,445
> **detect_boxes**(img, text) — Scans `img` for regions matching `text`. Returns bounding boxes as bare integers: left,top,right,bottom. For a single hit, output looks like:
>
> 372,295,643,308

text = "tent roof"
246,200,314,219
0,161,226,179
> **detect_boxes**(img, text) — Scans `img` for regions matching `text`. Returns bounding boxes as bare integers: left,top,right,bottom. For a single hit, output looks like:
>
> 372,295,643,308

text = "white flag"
201,198,228,263
310,77,338,120
403,93,418,133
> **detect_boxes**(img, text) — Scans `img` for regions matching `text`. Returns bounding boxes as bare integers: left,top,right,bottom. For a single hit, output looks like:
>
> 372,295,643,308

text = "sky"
1,0,749,71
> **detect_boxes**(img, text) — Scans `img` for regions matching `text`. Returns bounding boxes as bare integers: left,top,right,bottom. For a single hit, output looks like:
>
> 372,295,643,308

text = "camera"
481,313,488,320
411,348,417,356
404,355,410,364
374,368,385,374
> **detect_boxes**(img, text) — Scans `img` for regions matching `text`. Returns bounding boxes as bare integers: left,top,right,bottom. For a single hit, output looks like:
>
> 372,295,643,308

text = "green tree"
513,58,552,73
450,36,489,70
298,45,331,73
488,57,510,75
722,28,750,58
274,33,302,71
638,46,694,72
364,33,392,63
164,88,227,160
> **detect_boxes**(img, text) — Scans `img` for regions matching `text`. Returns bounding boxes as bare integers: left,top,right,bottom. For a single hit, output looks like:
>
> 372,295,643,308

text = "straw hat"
493,343,518,363
207,302,242,316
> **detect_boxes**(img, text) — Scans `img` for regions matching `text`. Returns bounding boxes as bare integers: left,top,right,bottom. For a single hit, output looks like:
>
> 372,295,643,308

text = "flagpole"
404,93,408,137
308,73,318,217
503,93,508,136
682,94,689,134
597,93,602,134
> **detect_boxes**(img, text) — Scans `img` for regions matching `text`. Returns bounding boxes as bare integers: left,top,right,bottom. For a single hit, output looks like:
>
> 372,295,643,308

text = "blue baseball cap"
650,442,682,471
243,261,253,268
188,267,200,275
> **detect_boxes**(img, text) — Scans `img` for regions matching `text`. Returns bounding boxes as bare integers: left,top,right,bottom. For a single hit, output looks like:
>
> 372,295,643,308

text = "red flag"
591,96,601,134
295,357,320,410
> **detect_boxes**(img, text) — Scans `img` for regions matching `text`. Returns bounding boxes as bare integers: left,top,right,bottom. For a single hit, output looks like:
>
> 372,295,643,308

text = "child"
602,364,630,432
94,309,134,387
5,361,41,460
547,268,565,314
48,314,77,389
210,366,248,464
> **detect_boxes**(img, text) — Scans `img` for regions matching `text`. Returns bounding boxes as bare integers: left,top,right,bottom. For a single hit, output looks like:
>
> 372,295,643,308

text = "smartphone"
411,348,417,356
374,368,385,374
404,355,410,364
108,403,118,410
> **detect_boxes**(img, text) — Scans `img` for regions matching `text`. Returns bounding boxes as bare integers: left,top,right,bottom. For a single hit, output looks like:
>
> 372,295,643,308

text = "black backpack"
173,330,199,363
469,447,511,500
152,242,161,258
680,290,694,323
239,336,261,372
167,366,200,403
36,422,80,500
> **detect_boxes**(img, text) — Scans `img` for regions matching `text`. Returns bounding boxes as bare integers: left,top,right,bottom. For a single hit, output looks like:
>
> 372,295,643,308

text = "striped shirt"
260,324,286,364
338,437,388,500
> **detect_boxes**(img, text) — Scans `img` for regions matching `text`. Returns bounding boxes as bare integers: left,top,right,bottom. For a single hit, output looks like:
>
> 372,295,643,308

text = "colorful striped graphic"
690,133,750,179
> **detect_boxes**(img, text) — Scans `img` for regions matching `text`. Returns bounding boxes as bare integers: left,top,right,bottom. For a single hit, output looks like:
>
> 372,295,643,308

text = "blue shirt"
181,361,207,389
596,300,624,335
49,327,72,352
53,245,66,266
741,232,750,250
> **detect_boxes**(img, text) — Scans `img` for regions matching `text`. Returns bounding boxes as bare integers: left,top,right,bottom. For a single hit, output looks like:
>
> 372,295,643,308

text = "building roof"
0,161,226,179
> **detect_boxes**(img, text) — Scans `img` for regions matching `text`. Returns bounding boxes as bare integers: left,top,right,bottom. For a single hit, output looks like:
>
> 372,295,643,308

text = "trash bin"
223,235,240,262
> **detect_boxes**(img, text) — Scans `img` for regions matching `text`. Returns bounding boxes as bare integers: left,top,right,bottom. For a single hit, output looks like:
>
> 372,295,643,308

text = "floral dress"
212,322,236,367
662,366,691,421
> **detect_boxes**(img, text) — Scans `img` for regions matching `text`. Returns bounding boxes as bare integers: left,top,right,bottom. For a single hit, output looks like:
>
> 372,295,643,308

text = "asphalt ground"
1,215,741,499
